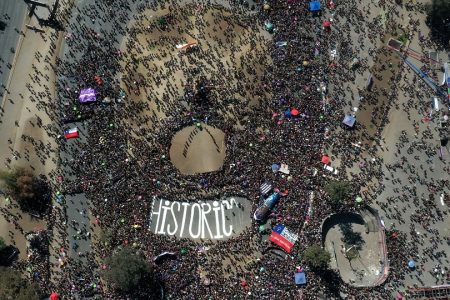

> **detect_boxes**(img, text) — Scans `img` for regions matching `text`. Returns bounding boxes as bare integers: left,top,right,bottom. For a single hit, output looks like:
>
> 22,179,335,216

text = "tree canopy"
102,247,154,295
304,245,331,270
0,267,41,300
426,0,450,49
0,168,51,214
324,181,351,204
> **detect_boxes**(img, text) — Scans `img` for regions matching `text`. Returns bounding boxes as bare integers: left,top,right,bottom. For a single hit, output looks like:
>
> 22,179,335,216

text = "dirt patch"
119,4,271,131
170,124,225,174
356,39,401,149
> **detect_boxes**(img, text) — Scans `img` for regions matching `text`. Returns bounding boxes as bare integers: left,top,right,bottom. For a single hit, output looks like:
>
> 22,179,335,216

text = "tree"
344,246,359,261
304,245,331,270
102,247,154,295
426,0,450,49
324,181,350,204
0,267,41,300
339,223,364,248
0,168,51,214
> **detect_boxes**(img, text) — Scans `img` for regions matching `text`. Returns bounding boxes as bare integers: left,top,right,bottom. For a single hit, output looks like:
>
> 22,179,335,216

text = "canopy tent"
279,163,289,174
408,260,416,269
50,292,59,300
321,155,330,164
79,88,97,103
271,163,280,172
291,108,299,116
355,196,363,203
309,1,321,11
94,75,103,85
265,22,274,32
284,110,292,118
328,0,336,9
323,20,331,27
342,115,356,127
294,272,306,285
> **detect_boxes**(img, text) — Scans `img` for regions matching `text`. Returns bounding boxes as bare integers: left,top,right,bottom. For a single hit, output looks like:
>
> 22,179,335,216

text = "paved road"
66,193,92,260
0,0,28,105
59,123,92,260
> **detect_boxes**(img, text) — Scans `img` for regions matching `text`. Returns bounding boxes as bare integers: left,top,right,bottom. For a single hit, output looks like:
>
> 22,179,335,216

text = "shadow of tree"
318,269,344,299
339,223,365,249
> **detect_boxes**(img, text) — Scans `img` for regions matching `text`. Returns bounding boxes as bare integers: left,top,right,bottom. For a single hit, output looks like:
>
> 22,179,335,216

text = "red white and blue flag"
64,127,79,139
269,224,298,253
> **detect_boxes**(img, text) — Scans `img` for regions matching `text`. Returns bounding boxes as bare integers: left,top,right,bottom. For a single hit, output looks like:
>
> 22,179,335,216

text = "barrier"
321,207,389,287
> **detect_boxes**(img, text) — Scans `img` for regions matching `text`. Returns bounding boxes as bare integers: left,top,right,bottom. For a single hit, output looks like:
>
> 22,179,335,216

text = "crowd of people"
0,0,449,299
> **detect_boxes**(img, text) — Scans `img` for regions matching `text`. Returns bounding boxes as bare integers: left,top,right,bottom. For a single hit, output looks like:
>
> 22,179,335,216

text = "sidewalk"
0,10,60,260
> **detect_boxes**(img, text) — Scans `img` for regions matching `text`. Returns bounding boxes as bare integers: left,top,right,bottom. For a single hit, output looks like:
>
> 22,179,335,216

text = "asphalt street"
61,124,92,260
0,0,28,106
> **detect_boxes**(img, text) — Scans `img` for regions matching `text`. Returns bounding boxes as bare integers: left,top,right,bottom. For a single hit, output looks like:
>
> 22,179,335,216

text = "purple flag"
79,88,97,103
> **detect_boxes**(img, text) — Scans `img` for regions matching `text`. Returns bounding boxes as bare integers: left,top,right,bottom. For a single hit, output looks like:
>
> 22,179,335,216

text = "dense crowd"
0,0,449,299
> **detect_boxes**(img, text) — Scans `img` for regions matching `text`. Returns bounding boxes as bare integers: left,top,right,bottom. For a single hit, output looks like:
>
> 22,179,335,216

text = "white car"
323,164,339,175
432,97,439,112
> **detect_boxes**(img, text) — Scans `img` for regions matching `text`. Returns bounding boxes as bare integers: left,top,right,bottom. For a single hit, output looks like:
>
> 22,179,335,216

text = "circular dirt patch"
170,124,225,174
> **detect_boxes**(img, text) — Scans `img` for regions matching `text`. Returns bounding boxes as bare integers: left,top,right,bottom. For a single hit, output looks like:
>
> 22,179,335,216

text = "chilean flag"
64,127,79,139
269,224,298,253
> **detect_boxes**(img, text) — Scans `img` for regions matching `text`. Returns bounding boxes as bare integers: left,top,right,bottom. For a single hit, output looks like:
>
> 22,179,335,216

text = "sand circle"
170,124,226,175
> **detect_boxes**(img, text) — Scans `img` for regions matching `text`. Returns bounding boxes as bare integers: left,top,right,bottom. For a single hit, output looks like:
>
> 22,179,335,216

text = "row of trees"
0,168,50,299
101,245,331,294
0,267,41,300
426,0,450,49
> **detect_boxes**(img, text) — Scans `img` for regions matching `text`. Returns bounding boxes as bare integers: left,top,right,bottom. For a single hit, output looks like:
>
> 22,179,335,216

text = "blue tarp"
309,1,321,11
265,22,274,32
271,164,280,172
295,272,306,285
284,110,292,118
343,115,356,127
55,195,63,204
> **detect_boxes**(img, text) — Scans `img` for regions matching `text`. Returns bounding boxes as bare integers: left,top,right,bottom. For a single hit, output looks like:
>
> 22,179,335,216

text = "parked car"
323,164,339,175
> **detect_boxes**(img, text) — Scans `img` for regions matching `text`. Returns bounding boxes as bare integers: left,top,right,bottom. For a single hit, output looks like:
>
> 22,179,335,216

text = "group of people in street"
0,0,449,299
